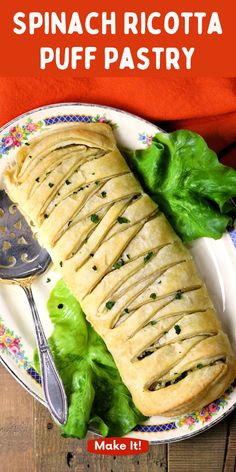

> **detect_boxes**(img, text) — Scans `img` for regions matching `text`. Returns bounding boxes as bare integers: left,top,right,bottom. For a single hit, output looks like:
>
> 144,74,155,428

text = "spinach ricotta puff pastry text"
4,123,236,417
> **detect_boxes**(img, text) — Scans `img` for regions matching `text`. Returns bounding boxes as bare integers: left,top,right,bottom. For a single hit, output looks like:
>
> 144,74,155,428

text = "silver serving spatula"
0,189,68,425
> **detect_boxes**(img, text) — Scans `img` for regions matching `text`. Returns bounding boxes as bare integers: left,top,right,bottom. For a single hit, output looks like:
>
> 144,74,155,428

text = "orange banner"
0,0,234,76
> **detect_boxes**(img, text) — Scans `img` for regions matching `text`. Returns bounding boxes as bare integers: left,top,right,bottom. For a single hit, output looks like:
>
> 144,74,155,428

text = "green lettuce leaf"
34,280,146,438
125,130,236,241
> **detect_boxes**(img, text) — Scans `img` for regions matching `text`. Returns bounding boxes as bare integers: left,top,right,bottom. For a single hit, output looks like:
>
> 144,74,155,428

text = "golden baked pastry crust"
4,123,236,417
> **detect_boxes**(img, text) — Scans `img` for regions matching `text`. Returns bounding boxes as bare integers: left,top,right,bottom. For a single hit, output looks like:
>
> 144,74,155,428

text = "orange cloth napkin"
0,77,235,167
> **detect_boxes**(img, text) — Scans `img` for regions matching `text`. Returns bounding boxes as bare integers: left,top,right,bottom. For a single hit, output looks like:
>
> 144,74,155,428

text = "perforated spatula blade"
0,189,50,279
0,189,68,425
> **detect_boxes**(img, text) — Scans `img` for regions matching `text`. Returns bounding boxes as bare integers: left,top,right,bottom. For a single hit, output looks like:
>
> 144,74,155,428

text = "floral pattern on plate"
138,132,153,146
176,387,233,430
0,318,30,370
0,119,46,158
91,114,117,128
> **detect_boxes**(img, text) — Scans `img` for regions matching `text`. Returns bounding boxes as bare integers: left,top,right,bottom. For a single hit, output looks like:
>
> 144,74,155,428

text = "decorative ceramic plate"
0,103,236,444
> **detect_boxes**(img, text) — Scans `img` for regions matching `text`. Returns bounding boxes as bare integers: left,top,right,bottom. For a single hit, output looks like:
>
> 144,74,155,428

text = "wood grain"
223,410,236,472
0,365,35,472
168,416,229,472
1,364,236,472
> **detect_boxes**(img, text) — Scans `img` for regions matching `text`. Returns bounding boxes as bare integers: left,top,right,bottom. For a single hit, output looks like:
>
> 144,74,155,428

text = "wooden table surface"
1,364,236,472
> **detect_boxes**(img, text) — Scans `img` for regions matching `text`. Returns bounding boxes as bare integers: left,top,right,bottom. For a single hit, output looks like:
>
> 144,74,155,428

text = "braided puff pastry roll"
4,123,236,417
